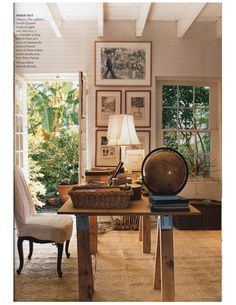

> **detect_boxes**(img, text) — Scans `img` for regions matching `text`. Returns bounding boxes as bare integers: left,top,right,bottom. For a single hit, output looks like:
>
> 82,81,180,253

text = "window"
162,85,211,177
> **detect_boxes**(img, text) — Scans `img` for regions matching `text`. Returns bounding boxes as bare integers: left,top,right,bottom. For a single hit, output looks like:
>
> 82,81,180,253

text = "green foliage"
28,159,46,207
29,126,79,194
27,82,79,135
162,85,211,177
27,81,79,199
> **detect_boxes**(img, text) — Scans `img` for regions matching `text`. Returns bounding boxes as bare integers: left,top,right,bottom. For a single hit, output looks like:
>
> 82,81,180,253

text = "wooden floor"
14,223,221,302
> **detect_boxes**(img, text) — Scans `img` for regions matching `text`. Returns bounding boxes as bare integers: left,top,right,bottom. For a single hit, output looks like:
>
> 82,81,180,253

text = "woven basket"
69,186,133,209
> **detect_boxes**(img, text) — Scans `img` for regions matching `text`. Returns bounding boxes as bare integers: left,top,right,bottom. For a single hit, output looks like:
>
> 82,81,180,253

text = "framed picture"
96,90,122,127
125,90,151,127
95,130,120,167
131,130,151,157
95,41,152,86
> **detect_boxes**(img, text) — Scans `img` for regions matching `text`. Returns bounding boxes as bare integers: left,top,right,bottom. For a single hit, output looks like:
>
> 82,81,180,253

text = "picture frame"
95,41,152,86
95,130,120,167
131,130,151,157
96,90,122,127
125,90,151,127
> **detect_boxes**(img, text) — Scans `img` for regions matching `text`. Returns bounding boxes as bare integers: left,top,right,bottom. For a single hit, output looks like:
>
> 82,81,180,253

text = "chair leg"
57,243,64,277
17,237,24,274
28,241,33,259
65,240,70,258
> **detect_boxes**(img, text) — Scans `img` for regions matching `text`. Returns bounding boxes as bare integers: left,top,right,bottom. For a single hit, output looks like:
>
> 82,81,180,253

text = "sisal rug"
14,221,221,302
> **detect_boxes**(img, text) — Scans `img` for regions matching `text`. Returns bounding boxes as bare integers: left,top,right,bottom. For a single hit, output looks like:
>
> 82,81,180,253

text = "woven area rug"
14,221,221,302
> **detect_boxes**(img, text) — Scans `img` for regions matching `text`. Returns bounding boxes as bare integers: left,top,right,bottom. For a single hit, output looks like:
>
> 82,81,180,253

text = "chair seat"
17,214,73,244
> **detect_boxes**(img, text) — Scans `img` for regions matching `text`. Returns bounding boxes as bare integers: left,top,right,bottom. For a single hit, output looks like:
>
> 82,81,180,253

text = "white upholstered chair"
14,165,73,277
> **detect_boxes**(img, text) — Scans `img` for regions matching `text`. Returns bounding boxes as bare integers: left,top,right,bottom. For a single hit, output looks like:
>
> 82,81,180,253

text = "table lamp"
107,114,140,162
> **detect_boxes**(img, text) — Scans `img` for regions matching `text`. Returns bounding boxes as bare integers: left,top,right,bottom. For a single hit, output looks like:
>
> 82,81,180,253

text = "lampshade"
124,149,145,171
107,114,140,146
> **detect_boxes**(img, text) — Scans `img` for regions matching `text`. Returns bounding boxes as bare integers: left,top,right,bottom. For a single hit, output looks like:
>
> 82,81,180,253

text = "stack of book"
149,195,189,212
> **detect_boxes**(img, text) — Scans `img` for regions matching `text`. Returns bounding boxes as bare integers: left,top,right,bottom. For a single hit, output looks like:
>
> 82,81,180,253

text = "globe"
141,147,188,195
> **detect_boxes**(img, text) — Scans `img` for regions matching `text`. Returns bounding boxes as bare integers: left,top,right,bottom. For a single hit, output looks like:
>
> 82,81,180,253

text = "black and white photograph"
96,90,121,127
95,42,151,86
95,130,120,167
125,90,151,127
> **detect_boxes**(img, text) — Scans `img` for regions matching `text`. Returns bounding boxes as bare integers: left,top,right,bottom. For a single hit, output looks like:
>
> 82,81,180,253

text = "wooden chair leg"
17,237,24,274
65,240,70,258
28,241,33,259
57,243,64,277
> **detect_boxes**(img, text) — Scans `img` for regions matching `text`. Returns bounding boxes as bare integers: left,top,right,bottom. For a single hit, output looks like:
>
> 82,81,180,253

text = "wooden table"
58,197,200,302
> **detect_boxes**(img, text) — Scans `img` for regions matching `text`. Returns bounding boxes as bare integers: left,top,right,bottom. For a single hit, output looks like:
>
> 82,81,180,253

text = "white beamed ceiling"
15,2,222,37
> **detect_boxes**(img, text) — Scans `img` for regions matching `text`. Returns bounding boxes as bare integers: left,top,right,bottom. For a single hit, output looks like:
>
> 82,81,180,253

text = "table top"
57,196,200,216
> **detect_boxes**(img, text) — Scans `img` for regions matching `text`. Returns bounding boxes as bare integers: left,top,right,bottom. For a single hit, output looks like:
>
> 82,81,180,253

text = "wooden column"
89,216,97,255
160,215,175,302
153,216,161,290
76,215,94,301
142,215,151,253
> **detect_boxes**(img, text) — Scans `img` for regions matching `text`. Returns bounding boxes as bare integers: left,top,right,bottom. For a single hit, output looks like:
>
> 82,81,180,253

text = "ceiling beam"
136,3,151,37
177,3,207,38
97,3,104,37
46,3,62,38
216,18,222,39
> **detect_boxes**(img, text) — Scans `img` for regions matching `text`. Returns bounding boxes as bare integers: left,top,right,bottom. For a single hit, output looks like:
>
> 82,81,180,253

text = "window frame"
156,79,221,181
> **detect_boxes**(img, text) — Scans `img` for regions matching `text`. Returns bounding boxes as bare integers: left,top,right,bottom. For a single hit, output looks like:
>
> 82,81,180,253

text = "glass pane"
178,132,195,155
183,154,195,176
163,131,178,150
162,85,177,107
196,154,211,176
15,152,19,166
195,106,209,129
19,152,23,167
20,135,23,150
16,134,20,150
196,132,210,153
162,108,177,129
178,86,193,107
19,116,23,132
178,108,193,129
195,86,209,106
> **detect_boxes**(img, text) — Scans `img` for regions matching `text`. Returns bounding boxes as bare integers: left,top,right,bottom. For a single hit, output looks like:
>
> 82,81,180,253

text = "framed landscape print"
125,90,151,127
131,130,151,157
96,90,122,127
95,130,120,167
95,41,152,86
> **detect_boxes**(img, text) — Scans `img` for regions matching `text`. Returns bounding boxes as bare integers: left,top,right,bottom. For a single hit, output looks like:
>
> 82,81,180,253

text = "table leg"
89,216,97,255
160,215,175,302
142,215,151,253
139,216,143,241
153,216,161,290
76,215,94,301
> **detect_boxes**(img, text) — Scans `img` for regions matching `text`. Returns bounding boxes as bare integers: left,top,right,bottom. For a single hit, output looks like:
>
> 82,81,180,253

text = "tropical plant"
27,81,79,200
27,81,79,136
29,126,79,194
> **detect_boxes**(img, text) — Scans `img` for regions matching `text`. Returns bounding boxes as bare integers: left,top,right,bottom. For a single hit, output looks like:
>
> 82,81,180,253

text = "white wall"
16,20,222,200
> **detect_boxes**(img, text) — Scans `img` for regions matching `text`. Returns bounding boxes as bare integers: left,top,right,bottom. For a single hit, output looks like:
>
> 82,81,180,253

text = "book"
149,195,189,204
150,206,190,212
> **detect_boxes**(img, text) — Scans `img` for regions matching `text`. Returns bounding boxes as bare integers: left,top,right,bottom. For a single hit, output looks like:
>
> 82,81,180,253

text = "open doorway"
15,74,80,209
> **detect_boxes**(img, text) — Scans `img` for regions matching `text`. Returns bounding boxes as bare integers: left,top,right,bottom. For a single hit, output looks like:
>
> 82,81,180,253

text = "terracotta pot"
57,184,77,204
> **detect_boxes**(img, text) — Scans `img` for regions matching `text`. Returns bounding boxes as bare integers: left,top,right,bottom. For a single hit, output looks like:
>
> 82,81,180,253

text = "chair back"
14,166,36,226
